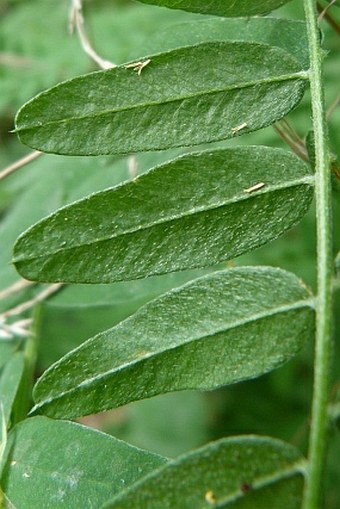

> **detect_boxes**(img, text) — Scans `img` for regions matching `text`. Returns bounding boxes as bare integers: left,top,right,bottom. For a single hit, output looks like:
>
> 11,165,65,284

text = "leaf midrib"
215,459,306,507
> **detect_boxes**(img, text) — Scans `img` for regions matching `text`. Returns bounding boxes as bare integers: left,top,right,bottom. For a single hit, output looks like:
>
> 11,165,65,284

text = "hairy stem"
303,1,334,508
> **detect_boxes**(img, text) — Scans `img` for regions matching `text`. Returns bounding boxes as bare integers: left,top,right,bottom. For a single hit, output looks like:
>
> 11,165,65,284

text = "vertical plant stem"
303,1,334,508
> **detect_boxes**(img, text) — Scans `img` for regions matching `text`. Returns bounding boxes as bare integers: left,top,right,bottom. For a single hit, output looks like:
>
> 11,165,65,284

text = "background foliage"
0,0,339,507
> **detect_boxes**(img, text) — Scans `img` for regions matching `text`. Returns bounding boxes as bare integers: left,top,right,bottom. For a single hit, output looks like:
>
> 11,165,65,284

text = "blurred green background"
0,1,339,506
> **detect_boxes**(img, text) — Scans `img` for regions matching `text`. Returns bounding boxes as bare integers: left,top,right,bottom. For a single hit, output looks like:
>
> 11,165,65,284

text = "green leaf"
136,17,309,69
13,147,314,284
137,0,292,17
15,42,307,156
0,354,25,426
0,416,167,509
31,267,314,419
102,435,305,509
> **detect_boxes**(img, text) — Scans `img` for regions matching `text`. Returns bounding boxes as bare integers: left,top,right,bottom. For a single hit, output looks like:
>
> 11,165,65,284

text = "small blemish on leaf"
205,490,217,504
240,482,252,493
124,59,151,76
244,182,265,193
133,350,151,359
231,122,248,134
